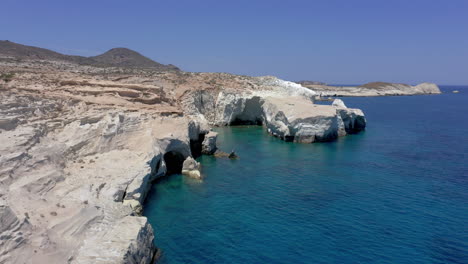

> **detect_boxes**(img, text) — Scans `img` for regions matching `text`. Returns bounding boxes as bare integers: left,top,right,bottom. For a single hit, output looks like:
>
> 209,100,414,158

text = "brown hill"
90,48,179,71
0,40,179,71
0,40,88,63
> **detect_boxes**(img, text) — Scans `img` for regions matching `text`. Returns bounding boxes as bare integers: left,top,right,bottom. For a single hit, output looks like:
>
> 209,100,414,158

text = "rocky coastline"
0,55,368,263
298,81,441,97
3,42,438,264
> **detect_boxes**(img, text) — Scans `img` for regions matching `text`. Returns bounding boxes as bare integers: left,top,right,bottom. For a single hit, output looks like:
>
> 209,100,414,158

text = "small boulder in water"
201,131,218,155
213,150,239,159
181,157,201,179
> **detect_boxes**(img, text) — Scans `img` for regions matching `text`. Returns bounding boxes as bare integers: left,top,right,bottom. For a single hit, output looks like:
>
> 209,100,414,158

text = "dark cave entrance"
189,133,206,159
230,118,263,126
163,151,185,175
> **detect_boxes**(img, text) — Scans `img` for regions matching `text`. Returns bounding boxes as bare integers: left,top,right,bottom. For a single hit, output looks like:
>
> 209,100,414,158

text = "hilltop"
0,40,180,71
90,48,179,70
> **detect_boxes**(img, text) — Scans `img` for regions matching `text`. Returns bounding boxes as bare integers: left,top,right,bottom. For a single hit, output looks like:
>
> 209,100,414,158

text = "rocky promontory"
298,81,441,97
0,42,366,263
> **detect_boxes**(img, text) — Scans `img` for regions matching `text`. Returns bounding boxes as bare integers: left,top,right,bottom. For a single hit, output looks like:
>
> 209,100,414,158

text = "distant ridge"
296,80,327,86
0,40,180,71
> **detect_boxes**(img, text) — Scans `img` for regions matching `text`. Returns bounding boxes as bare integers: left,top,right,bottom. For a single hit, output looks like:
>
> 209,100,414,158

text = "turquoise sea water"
144,86,468,264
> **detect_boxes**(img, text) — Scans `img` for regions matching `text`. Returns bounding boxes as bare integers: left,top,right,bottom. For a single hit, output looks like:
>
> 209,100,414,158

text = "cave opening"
228,96,264,126
230,118,263,126
163,151,185,175
189,133,206,159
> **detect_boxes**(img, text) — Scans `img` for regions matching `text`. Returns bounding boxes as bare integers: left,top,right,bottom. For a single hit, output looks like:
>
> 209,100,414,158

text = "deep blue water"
144,86,468,264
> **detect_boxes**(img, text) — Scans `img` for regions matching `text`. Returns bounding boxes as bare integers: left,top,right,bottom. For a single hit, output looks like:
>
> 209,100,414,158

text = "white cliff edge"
302,82,441,97
0,68,365,263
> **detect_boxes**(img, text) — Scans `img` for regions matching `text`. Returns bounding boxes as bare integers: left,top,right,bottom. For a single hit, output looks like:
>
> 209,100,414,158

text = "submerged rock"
213,150,239,159
213,150,228,158
228,150,238,159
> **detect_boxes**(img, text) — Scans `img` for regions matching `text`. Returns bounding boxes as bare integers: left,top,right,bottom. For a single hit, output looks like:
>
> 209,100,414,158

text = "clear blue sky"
1,0,467,85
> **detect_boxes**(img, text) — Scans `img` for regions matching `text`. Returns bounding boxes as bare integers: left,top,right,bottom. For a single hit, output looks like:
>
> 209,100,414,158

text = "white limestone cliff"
0,59,366,263
302,82,441,97
0,91,209,263
193,91,366,143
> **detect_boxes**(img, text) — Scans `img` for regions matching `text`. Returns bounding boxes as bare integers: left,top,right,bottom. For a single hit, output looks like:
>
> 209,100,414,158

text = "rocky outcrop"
181,157,202,179
74,216,156,264
262,97,341,143
0,89,207,263
332,99,347,108
202,131,218,155
204,91,365,143
301,82,441,97
332,99,366,136
0,204,32,264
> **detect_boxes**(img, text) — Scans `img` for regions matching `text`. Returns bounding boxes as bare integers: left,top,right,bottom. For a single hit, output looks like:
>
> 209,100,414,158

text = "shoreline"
1,56,446,263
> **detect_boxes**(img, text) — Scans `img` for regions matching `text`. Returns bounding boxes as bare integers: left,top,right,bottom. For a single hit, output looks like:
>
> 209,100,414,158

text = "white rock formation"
413,82,441,94
331,99,366,136
262,97,340,143
181,157,201,179
205,92,366,143
302,82,441,97
332,99,347,108
202,131,218,155
0,90,208,263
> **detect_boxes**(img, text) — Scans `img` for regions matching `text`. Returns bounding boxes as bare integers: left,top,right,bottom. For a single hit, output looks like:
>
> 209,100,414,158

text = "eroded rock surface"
0,88,205,263
333,102,367,136
0,54,366,263
202,131,218,155
191,91,366,143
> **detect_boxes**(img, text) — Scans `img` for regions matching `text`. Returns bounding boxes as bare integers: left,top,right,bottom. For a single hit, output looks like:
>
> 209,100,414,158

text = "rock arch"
163,151,185,175
229,96,264,125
